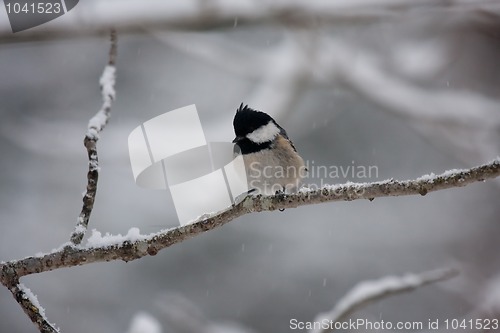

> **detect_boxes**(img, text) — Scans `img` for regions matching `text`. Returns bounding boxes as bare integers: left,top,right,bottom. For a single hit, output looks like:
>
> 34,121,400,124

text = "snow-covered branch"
0,30,117,333
1,0,498,44
8,284,59,333
70,29,117,245
0,158,498,285
311,268,458,333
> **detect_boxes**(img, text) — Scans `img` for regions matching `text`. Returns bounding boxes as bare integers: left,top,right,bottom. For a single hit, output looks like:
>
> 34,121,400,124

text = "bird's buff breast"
242,136,306,194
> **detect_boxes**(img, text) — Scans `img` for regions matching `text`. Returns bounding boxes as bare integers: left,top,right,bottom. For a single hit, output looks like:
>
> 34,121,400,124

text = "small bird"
232,103,307,195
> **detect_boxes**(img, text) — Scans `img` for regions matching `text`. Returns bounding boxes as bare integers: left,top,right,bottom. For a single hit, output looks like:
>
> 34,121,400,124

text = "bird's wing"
277,125,298,152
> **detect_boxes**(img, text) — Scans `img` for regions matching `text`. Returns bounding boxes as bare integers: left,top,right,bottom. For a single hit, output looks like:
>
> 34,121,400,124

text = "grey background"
1,3,499,333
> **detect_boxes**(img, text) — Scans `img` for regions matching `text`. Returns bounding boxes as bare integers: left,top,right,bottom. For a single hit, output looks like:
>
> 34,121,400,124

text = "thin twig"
1,158,498,281
70,29,117,245
310,268,459,333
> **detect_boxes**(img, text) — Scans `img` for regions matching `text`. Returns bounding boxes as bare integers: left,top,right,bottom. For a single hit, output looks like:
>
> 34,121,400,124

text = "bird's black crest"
236,102,247,113
233,103,297,153
233,103,274,138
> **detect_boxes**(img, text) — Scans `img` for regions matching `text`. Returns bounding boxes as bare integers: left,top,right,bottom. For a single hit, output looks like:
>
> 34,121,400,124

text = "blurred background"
1,1,500,332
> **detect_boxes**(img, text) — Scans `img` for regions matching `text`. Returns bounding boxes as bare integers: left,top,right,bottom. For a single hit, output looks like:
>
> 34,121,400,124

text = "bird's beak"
232,136,244,143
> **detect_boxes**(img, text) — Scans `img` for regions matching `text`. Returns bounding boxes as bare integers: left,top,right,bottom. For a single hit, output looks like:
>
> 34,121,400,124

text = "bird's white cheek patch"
247,121,280,143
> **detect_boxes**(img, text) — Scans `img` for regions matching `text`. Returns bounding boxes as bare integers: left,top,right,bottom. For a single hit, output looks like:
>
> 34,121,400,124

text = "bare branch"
310,268,459,333
0,158,498,281
70,29,117,245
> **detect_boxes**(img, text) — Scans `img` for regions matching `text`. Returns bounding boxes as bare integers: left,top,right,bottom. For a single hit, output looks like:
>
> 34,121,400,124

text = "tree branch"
1,158,498,282
9,284,59,333
0,266,59,333
310,268,459,333
0,30,117,333
70,29,117,245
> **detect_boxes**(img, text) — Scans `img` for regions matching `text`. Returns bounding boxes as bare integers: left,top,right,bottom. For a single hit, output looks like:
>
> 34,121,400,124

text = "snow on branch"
0,158,498,283
70,29,117,245
0,30,117,333
9,283,59,333
310,268,458,333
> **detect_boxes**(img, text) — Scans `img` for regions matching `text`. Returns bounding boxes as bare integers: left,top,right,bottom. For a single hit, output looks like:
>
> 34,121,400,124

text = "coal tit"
232,103,307,195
